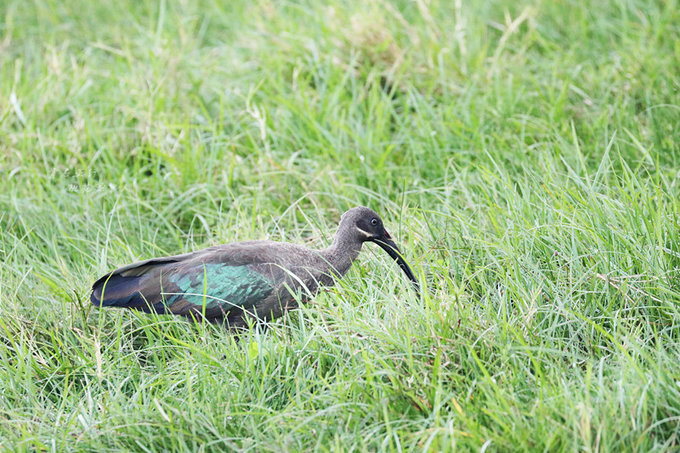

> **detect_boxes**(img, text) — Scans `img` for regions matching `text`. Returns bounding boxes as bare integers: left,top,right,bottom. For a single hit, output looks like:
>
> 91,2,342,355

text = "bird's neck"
321,235,363,277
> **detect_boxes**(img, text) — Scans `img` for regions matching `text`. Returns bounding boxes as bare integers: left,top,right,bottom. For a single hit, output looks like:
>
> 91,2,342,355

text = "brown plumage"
91,207,418,328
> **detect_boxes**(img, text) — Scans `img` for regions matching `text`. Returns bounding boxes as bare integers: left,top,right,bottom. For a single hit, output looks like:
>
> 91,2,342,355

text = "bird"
90,207,419,329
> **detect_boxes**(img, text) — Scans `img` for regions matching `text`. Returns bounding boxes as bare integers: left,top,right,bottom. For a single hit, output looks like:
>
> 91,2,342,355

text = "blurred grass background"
1,0,680,450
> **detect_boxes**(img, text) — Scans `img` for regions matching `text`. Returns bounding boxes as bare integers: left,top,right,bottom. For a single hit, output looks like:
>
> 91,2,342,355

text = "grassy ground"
1,0,680,450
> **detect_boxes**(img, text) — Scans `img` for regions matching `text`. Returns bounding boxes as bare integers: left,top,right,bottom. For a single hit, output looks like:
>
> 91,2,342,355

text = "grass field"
2,0,680,450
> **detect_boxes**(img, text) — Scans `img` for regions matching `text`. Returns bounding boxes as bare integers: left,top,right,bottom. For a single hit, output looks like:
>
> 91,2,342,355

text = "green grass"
1,0,680,450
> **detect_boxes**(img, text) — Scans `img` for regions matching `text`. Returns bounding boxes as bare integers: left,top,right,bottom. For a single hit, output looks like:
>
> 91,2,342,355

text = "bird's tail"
91,258,179,313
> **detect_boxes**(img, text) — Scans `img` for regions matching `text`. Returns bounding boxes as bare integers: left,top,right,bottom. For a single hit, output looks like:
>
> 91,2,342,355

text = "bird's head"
338,206,419,293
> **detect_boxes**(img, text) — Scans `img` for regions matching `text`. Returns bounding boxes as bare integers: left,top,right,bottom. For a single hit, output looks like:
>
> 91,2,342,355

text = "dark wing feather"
90,256,183,312
91,245,282,319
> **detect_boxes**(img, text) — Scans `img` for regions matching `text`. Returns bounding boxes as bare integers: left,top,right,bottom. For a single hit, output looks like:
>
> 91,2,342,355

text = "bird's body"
91,207,417,328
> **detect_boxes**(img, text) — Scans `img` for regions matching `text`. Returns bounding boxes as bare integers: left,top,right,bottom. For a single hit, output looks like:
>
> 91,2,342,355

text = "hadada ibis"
90,207,418,328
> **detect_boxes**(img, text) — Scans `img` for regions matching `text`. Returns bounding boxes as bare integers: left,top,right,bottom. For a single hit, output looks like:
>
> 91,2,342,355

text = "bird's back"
91,240,348,324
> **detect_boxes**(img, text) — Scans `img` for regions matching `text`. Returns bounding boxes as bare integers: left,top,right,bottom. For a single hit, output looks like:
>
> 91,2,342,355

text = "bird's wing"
90,243,292,319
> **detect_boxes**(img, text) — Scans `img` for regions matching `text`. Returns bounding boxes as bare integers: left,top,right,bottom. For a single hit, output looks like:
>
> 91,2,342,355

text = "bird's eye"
371,218,378,226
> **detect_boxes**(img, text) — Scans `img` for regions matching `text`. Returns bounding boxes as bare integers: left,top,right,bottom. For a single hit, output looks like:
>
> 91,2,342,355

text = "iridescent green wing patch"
163,263,275,315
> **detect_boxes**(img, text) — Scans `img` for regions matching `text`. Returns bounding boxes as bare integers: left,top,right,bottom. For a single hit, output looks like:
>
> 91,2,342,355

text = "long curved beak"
372,235,420,296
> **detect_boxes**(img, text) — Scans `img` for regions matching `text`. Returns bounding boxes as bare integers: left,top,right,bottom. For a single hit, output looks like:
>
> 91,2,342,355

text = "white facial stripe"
355,227,374,238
